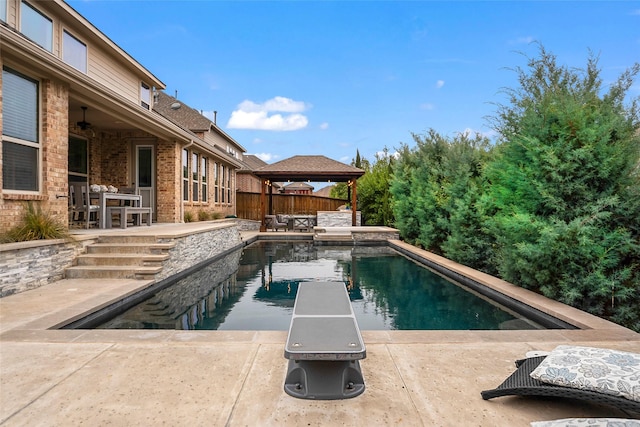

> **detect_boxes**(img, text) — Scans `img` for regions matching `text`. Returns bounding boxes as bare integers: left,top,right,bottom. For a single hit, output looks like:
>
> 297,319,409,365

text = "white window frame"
62,29,87,73
140,82,151,109
191,152,199,202
20,1,53,52
182,149,189,201
2,66,41,193
220,164,225,203
227,168,232,205
1,0,7,22
214,162,219,203
201,157,208,203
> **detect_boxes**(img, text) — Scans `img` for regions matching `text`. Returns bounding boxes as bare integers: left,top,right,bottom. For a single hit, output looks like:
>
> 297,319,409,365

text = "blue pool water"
97,241,544,331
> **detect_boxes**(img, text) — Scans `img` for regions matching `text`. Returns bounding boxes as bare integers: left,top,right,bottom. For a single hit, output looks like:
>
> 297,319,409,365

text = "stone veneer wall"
155,224,243,281
0,237,97,297
317,211,362,227
0,222,250,298
232,218,260,231
352,228,399,241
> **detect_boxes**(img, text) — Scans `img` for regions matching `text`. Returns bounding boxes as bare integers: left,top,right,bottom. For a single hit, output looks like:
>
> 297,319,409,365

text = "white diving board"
284,281,366,399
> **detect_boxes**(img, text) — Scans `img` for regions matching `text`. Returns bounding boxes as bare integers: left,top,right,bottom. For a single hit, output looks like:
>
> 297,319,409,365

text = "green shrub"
198,210,210,221
183,211,194,223
1,202,69,242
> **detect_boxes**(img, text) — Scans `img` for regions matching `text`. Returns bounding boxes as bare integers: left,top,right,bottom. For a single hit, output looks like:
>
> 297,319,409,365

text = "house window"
192,152,199,202
214,162,219,203
140,82,150,109
227,169,232,204
227,145,238,159
201,157,208,203
182,149,188,201
2,67,39,192
21,1,53,52
63,30,87,73
220,165,225,203
1,0,7,22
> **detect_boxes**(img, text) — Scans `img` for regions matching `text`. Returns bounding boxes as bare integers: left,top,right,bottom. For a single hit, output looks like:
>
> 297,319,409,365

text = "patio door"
68,135,88,185
135,145,155,219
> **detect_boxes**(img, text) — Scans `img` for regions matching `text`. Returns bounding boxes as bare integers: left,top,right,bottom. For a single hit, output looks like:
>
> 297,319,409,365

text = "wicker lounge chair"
481,356,640,416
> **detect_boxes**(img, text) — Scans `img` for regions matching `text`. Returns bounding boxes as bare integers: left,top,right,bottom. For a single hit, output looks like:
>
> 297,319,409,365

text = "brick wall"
157,140,180,223
237,173,261,193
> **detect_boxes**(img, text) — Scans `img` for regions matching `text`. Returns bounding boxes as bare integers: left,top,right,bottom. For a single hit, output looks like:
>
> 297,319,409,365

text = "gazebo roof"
253,155,364,182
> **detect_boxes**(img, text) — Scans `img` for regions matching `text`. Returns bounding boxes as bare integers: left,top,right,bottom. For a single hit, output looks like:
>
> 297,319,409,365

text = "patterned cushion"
531,419,640,427
529,345,640,403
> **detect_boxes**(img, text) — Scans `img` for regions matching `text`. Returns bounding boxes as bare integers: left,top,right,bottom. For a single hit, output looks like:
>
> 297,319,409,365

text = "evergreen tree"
484,46,640,329
357,149,395,226
390,130,493,257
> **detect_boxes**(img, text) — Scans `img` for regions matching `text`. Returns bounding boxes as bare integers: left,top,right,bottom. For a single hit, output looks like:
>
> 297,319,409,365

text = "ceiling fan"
77,106,91,130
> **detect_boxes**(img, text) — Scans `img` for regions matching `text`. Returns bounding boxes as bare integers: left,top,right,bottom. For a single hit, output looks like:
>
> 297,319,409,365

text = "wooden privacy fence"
236,192,346,221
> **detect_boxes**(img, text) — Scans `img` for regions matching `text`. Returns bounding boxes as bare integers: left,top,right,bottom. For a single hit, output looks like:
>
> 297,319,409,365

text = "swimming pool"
94,241,552,331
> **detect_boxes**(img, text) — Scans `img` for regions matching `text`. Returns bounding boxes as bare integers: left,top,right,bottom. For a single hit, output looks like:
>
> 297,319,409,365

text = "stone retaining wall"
316,211,361,227
157,224,243,281
231,218,260,231
0,236,96,297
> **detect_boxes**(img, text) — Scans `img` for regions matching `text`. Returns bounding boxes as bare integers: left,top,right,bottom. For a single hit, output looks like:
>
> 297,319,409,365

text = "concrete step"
314,234,353,242
98,235,162,244
65,265,162,280
75,253,169,267
87,243,175,254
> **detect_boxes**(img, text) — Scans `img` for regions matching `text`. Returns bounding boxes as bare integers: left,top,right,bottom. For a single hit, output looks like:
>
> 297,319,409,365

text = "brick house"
281,182,314,195
152,91,244,220
236,154,283,194
0,0,244,231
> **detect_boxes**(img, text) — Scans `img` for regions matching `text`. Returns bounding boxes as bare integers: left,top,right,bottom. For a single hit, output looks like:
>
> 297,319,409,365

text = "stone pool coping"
1,223,638,425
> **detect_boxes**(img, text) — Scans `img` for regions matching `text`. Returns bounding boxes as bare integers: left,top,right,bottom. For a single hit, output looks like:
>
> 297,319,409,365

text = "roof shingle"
253,155,364,182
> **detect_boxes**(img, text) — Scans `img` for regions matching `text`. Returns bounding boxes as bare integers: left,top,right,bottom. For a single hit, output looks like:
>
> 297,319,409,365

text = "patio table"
92,192,142,229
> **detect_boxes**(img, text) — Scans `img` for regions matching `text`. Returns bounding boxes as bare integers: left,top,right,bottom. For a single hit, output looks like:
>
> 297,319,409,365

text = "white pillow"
529,345,640,403
531,419,640,427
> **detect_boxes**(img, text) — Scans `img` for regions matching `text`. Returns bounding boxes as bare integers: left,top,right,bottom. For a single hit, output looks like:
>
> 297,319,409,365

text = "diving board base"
283,282,366,400
284,359,365,400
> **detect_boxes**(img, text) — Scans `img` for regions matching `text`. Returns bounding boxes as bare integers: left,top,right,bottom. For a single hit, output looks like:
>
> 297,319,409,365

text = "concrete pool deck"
1,224,639,426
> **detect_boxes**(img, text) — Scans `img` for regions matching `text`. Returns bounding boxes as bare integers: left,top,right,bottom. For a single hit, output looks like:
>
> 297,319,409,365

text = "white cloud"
319,122,329,130
436,80,445,89
631,9,640,15
339,156,351,163
227,96,310,131
252,138,264,144
253,152,279,162
420,103,435,110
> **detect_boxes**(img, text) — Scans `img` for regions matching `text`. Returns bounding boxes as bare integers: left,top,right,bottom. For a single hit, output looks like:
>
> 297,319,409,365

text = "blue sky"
68,1,640,165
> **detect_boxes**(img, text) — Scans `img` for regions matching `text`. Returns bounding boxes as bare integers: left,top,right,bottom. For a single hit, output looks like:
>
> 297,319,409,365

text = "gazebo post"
260,179,267,232
351,179,357,226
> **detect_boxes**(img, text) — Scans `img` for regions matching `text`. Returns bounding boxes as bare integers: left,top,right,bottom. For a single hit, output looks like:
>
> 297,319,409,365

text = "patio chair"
265,214,288,231
69,183,100,229
292,216,312,232
481,355,640,416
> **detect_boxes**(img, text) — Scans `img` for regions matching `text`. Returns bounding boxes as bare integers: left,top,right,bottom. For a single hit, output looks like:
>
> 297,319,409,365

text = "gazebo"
253,155,365,231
